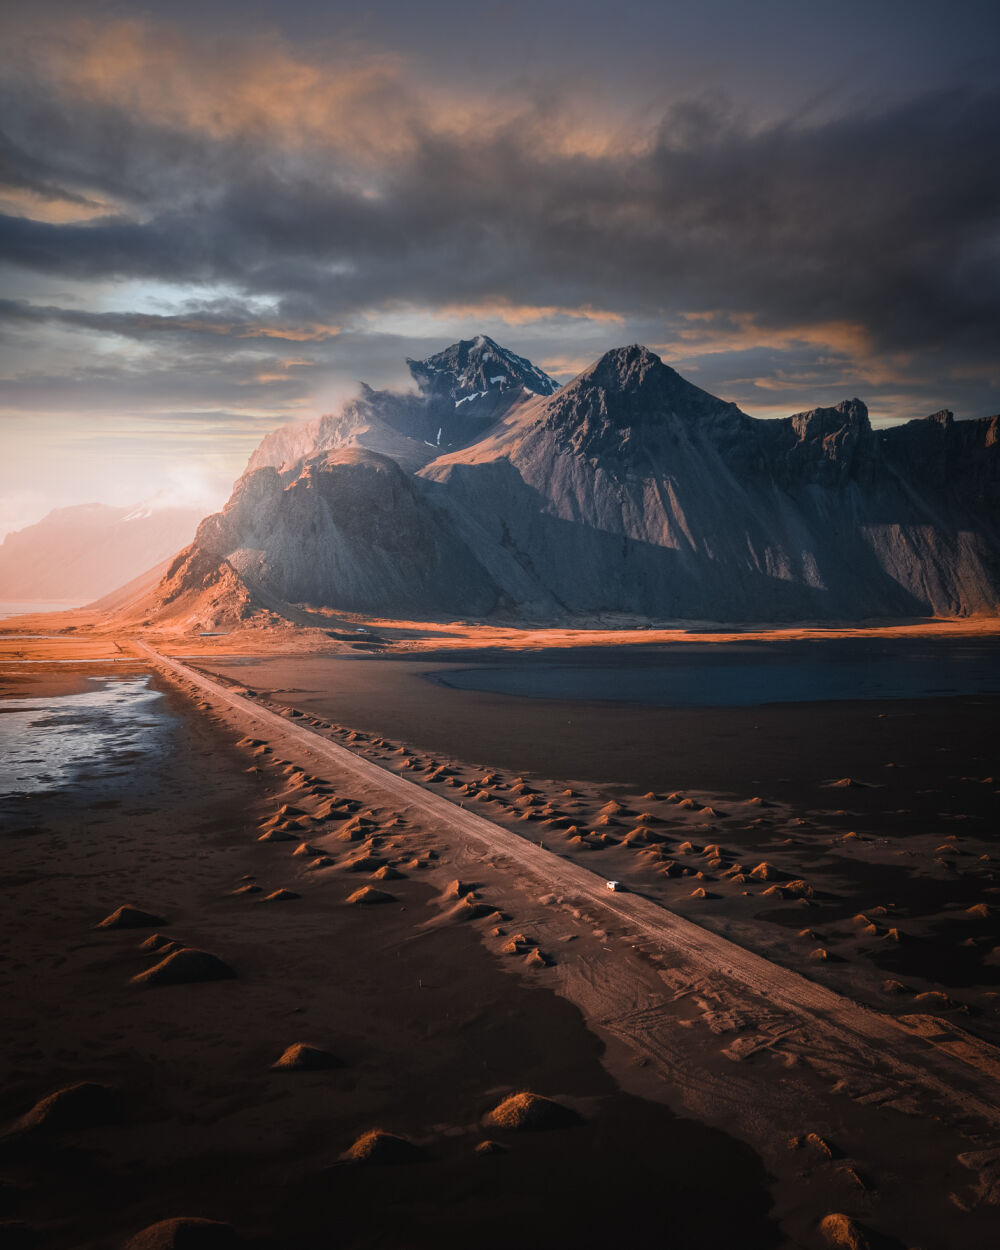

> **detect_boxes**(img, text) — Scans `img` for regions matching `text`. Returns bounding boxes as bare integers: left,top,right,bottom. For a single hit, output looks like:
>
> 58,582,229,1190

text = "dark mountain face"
397,334,561,449
407,334,560,404
245,335,563,475
717,398,876,487
135,339,1000,629
529,344,748,461
881,409,1000,501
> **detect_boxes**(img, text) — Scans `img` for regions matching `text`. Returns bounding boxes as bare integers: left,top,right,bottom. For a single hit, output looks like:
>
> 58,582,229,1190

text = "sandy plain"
1,611,999,1248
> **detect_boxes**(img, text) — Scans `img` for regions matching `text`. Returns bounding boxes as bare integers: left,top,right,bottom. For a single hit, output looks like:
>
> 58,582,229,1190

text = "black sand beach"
0,670,779,1250
3,634,1000,1249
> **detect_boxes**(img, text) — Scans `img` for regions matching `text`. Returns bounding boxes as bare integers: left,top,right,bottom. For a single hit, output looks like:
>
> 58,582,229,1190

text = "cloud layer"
0,7,998,532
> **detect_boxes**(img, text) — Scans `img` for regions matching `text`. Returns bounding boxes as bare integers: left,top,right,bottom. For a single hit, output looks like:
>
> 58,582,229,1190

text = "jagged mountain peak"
407,334,560,404
531,343,746,453
790,397,870,430
575,343,669,391
918,408,955,427
559,343,734,411
245,335,560,474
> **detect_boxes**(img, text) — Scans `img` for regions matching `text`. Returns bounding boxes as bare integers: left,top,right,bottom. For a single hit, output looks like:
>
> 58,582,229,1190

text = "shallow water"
0,675,173,796
436,638,1000,706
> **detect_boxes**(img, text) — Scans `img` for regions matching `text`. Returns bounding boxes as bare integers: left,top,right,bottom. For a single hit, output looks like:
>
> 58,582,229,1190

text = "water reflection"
0,676,172,796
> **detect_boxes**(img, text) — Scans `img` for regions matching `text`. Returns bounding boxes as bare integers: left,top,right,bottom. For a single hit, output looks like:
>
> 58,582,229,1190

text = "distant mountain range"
110,336,1000,628
0,502,203,603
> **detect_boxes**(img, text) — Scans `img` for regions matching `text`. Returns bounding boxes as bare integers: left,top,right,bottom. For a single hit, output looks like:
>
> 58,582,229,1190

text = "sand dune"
819,1212,870,1249
347,886,395,904
13,1082,118,1135
484,1092,579,1131
256,828,297,842
123,1218,239,1250
271,1043,341,1071
4,631,999,1248
132,948,236,986
345,1129,422,1164
373,864,404,881
97,904,165,929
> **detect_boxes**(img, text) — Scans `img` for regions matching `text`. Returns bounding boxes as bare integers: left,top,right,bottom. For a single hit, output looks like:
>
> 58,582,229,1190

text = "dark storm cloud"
0,3,997,536
1,69,998,376
0,297,339,343
0,354,312,413
0,132,104,210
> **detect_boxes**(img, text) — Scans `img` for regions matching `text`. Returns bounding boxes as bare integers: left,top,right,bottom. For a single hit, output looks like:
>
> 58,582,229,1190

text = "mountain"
421,347,999,619
247,334,561,476
159,447,501,622
120,340,1000,630
0,502,204,603
407,333,561,401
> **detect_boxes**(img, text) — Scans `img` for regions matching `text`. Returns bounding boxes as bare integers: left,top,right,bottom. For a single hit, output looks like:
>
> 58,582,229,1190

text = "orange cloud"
239,324,341,343
538,354,600,379
436,300,625,328
3,15,633,169
252,357,316,384
655,311,875,362
0,185,118,225
123,315,340,342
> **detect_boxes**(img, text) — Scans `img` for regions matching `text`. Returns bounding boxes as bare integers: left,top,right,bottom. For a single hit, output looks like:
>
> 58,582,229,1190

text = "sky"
1,0,999,536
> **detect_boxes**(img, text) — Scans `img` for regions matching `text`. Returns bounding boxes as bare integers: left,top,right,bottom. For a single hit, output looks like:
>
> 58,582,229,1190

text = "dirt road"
132,640,1000,1138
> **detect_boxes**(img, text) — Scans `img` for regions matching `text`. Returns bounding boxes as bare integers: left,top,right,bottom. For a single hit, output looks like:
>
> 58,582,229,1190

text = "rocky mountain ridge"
247,335,562,476
126,340,1000,629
